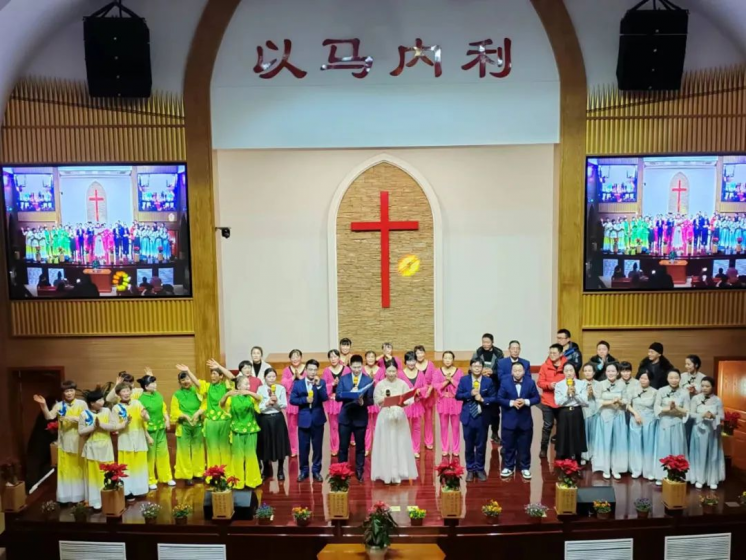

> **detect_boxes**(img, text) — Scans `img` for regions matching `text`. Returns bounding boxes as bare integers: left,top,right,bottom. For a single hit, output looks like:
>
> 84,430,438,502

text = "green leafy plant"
700,494,719,507
633,498,652,512
362,502,398,550
140,502,161,520
408,507,426,520
256,503,274,520
524,503,548,518
172,503,192,519
41,500,59,515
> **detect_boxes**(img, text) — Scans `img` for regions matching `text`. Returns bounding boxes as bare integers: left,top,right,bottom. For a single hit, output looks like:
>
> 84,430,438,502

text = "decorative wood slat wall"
584,66,746,331
10,299,194,337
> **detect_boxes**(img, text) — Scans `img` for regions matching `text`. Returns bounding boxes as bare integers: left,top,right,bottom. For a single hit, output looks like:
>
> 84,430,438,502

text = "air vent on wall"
60,541,126,560
566,538,633,560
665,533,731,560
158,544,227,560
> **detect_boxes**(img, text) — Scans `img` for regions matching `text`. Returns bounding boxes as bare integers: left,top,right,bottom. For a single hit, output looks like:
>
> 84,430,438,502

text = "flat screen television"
584,154,746,291
2,164,192,299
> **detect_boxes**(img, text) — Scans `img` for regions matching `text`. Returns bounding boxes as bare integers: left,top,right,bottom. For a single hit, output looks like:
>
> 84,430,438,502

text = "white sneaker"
709,484,718,490
631,473,640,479
602,472,611,480
695,483,703,489
149,484,158,490
647,476,655,481
580,459,587,466
167,480,176,487
655,480,662,486
612,472,621,480
521,469,532,480
500,468,513,478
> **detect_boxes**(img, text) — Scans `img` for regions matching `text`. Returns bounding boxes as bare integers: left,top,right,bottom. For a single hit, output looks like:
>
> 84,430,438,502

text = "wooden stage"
4,405,746,559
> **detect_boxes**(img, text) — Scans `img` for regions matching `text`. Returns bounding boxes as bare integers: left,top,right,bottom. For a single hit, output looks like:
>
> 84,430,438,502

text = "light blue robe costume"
592,379,628,476
681,371,706,445
653,385,690,482
688,393,725,488
622,377,641,424
628,386,658,479
581,379,602,463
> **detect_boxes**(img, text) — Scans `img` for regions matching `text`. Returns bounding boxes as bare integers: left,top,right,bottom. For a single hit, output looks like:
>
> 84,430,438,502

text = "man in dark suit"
497,362,540,480
496,340,531,382
289,359,328,482
336,354,374,482
456,357,498,482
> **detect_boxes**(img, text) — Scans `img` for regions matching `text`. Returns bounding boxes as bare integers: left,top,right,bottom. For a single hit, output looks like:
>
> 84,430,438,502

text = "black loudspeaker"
203,490,258,520
616,7,688,91
577,486,616,517
84,10,152,98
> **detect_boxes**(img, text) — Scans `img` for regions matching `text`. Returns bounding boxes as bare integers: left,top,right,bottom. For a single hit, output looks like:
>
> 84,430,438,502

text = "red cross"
672,180,687,212
351,191,419,308
88,189,104,221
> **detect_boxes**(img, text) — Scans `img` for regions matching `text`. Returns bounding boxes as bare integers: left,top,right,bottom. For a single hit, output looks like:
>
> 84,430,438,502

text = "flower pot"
295,517,311,527
366,546,388,560
636,510,650,519
485,515,501,525
328,490,349,520
662,479,687,510
597,511,611,520
50,442,58,468
410,517,423,527
101,488,125,518
555,483,577,515
211,489,234,520
2,481,26,512
258,516,273,526
440,489,462,518
144,516,157,525
701,504,716,515
174,516,188,526
722,433,733,457
73,512,88,523
528,516,543,525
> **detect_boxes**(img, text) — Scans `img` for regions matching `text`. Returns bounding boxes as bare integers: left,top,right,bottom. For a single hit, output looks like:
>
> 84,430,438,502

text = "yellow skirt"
84,459,105,509
57,449,85,503
118,450,149,496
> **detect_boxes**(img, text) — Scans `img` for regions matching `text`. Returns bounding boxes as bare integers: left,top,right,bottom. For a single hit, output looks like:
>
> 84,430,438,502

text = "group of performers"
21,221,174,265
34,334,727,511
601,212,746,256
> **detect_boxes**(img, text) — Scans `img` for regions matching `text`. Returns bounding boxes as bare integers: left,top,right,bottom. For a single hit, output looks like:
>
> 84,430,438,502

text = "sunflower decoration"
113,271,131,292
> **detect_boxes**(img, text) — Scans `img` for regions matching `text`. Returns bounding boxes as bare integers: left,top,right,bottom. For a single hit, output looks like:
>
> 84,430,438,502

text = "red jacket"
537,356,567,408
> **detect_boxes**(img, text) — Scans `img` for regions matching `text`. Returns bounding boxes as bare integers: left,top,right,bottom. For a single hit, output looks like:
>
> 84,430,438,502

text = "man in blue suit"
289,359,328,482
497,361,540,480
336,354,374,481
456,357,498,482
497,340,531,382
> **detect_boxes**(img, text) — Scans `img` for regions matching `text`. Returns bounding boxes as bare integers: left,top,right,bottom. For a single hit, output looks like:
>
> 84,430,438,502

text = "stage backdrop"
215,145,556,366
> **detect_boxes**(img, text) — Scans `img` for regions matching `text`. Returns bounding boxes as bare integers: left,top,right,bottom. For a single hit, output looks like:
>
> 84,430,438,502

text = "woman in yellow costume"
137,374,176,489
34,380,88,504
170,370,206,485
78,389,128,509
105,371,144,404
220,375,263,489
176,362,235,469
113,383,150,500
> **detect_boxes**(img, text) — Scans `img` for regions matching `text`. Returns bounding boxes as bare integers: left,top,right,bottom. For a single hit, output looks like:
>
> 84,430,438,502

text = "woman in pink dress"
433,351,464,458
364,351,383,455
281,349,305,457
377,342,402,371
322,349,350,456
400,351,427,458
683,218,694,256
414,345,436,451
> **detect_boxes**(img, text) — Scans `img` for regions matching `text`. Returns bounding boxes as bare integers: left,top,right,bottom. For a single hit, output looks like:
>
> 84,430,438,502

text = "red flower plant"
659,455,689,482
203,465,238,492
45,421,59,433
555,459,582,488
723,411,741,435
327,462,355,492
436,459,465,491
99,462,128,491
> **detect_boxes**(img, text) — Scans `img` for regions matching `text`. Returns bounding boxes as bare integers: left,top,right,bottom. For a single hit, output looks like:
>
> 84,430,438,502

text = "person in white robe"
653,370,690,485
592,362,628,479
627,371,658,480
580,363,602,465
688,376,725,490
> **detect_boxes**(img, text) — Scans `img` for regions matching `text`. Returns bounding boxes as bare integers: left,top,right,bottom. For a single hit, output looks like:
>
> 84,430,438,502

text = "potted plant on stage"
71,501,90,523
554,459,581,515
593,500,612,520
140,502,161,525
362,501,397,560
660,454,689,510
722,411,740,458
408,507,426,527
0,461,26,512
700,494,718,515
100,462,127,517
481,500,503,524
46,421,59,468
256,503,274,526
292,506,312,527
634,497,652,519
41,500,59,521
436,459,464,518
172,503,193,526
327,462,354,520
524,503,548,524
203,464,239,520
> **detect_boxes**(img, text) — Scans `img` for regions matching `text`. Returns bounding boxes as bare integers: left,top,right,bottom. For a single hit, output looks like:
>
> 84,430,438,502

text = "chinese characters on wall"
252,37,512,79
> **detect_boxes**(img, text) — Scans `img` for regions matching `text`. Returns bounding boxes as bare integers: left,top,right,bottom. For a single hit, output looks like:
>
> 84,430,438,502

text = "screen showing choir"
2,164,192,299
584,154,746,291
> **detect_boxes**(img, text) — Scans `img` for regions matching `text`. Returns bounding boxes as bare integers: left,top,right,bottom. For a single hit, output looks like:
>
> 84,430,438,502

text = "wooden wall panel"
718,359,746,415
580,328,746,379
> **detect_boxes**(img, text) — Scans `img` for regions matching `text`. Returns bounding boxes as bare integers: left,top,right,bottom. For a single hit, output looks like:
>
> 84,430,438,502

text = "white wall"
215,145,555,366
642,166,717,216
59,174,133,225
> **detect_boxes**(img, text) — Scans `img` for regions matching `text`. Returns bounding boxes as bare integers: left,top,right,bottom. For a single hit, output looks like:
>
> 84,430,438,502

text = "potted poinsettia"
722,411,740,458
362,502,397,559
99,462,128,517
660,455,689,510
203,465,239,520
554,459,581,515
436,459,464,518
46,421,59,467
327,462,354,519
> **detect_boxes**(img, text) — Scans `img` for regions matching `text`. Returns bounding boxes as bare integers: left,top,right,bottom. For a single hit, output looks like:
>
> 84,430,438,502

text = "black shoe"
125,493,135,502
491,434,501,444
550,435,557,443
277,470,285,482
539,448,548,459
186,479,194,487
263,467,273,480
297,474,309,482
477,471,487,482
465,471,475,482
357,472,364,483
312,473,324,482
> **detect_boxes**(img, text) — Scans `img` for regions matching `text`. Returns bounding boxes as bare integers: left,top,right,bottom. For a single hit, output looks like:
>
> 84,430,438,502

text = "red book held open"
382,388,417,408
